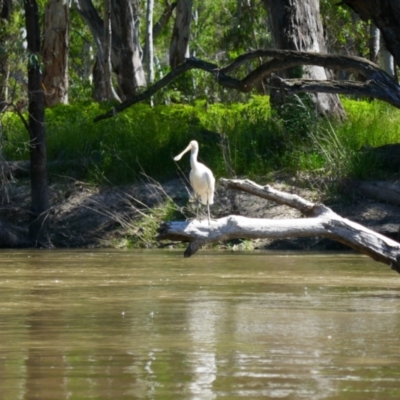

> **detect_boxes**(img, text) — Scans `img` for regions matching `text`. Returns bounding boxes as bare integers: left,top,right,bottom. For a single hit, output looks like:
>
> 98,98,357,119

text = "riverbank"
2,174,399,251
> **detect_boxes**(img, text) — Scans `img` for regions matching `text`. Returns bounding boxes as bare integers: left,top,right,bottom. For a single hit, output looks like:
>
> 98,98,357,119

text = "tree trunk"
369,23,380,63
111,0,146,99
42,0,69,107
157,178,400,273
153,2,177,41
144,0,154,85
169,0,192,69
73,0,104,56
0,0,12,111
263,0,346,119
24,0,51,247
379,33,395,77
102,0,121,101
74,0,145,100
142,1,177,61
342,0,400,67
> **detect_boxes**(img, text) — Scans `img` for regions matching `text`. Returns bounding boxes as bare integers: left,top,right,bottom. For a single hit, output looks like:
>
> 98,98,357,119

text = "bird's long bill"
173,144,192,161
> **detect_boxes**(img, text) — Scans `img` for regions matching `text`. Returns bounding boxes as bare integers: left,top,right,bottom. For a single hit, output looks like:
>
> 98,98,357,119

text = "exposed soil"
1,174,400,250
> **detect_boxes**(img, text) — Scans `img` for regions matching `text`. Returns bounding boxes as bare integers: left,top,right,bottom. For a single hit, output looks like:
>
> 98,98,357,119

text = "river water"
0,249,399,400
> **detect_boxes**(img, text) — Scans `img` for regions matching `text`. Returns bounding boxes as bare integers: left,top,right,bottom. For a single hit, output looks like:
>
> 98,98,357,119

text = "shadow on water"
0,249,399,400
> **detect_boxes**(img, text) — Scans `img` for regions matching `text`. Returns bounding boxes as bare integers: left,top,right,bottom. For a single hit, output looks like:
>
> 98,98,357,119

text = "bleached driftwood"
157,178,400,273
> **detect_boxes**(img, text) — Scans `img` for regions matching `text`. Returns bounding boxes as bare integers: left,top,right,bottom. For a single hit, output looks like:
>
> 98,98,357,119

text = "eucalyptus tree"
112,0,146,98
169,0,192,69
144,0,154,85
320,1,394,77
73,0,145,100
102,0,121,101
342,0,400,66
42,0,69,106
263,0,346,119
24,0,50,246
95,0,400,123
0,0,12,110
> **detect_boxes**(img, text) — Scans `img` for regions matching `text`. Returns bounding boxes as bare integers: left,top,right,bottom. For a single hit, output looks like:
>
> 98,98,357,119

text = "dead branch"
94,62,193,122
357,181,400,206
157,178,400,273
94,49,400,122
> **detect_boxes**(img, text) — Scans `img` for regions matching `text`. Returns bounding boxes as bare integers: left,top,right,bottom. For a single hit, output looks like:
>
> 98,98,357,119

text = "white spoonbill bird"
174,140,215,225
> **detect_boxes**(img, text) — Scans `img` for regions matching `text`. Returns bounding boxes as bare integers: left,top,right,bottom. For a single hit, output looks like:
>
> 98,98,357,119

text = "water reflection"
0,250,399,399
188,296,219,399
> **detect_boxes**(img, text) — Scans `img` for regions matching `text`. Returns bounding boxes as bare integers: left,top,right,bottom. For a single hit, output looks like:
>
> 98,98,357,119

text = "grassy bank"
2,96,400,185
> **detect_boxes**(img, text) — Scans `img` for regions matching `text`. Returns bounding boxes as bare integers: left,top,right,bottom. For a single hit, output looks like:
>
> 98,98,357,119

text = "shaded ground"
1,175,400,250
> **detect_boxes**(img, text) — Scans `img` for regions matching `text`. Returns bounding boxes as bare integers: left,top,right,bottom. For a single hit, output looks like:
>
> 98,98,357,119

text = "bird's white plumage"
174,140,215,224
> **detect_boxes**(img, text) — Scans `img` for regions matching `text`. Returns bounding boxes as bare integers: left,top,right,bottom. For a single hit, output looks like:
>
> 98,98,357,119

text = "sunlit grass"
2,96,400,185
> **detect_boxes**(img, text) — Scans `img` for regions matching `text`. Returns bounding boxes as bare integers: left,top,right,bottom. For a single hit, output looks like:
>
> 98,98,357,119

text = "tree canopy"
1,0,397,109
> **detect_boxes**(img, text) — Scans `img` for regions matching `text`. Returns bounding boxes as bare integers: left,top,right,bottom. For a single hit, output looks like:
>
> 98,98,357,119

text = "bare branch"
269,76,400,107
223,49,382,78
94,62,194,122
94,49,400,122
153,2,177,40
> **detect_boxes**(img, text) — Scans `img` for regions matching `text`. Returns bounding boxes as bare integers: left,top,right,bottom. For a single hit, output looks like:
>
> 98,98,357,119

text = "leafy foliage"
320,0,370,59
3,97,400,186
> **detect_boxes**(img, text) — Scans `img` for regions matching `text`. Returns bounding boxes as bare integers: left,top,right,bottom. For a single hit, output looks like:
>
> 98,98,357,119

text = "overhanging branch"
269,76,400,107
94,62,194,122
94,49,400,122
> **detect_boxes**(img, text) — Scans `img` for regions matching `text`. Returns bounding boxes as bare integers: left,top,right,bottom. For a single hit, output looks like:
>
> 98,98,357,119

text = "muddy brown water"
0,249,400,400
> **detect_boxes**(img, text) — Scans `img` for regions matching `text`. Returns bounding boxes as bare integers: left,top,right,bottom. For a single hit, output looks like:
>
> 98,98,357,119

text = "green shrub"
2,96,400,185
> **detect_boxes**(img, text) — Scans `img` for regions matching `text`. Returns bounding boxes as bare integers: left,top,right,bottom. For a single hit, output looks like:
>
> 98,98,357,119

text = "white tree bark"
158,178,400,273
379,33,395,77
369,23,380,63
145,0,154,85
103,0,121,102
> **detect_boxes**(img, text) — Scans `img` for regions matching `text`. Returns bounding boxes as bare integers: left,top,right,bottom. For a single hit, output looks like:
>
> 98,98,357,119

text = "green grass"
2,96,400,185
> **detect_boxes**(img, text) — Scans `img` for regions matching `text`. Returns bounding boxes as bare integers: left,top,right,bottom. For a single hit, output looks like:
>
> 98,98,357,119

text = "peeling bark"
42,0,69,106
157,178,400,273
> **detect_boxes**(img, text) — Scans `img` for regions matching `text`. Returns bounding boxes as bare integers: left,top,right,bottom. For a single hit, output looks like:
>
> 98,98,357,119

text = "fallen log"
157,178,400,273
357,181,400,207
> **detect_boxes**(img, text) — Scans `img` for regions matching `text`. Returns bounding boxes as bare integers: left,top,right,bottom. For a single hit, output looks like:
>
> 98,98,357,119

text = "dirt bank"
1,175,400,250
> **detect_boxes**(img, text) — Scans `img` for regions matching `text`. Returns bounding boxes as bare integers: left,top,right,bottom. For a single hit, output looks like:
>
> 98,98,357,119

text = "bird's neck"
190,149,198,169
